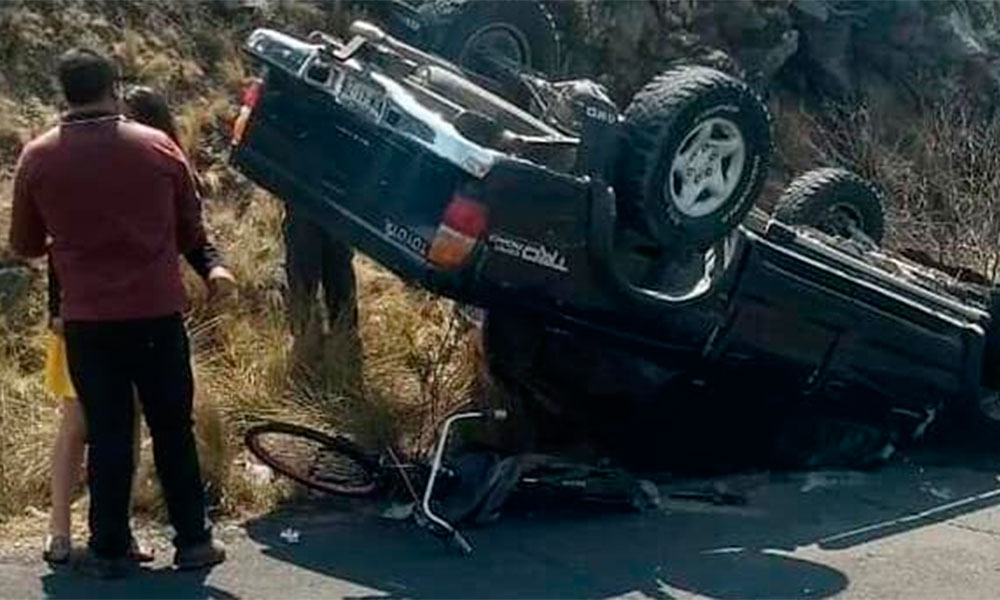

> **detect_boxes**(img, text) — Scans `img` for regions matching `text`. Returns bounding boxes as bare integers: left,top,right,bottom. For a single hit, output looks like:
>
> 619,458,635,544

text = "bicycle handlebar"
419,406,511,555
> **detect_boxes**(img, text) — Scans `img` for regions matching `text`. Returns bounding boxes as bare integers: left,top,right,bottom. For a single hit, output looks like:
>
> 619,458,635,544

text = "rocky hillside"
564,0,1000,105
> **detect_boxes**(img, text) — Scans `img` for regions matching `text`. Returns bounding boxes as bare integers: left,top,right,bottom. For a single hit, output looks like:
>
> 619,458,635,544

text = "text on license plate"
340,75,385,119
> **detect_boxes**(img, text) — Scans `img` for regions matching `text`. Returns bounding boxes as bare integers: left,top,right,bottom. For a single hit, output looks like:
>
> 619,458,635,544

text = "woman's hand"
207,265,237,305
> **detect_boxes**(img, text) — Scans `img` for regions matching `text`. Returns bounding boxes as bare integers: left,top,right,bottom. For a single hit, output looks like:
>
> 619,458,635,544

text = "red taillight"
241,79,263,109
442,195,487,238
232,79,264,147
428,193,488,270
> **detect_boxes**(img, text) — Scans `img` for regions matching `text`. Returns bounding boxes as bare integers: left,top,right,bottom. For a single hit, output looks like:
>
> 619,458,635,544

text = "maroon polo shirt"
9,112,207,321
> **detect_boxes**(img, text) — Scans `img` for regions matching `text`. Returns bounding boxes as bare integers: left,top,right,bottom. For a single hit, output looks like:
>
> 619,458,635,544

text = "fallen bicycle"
244,408,665,554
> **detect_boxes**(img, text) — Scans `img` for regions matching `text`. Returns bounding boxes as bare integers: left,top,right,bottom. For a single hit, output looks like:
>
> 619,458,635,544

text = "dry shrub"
780,94,1000,279
175,94,237,169
0,226,50,518
353,260,479,451
0,346,53,519
0,124,23,170
218,52,249,97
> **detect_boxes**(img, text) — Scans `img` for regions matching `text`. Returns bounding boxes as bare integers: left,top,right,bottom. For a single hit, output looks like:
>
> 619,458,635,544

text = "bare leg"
45,394,151,562
132,392,141,474
46,399,86,560
127,390,154,563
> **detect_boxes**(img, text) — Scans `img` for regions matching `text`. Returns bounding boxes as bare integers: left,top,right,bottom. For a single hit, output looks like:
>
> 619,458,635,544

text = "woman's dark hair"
123,85,180,144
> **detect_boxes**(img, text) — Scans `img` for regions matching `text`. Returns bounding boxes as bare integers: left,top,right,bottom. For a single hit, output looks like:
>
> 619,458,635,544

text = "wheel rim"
458,24,530,72
667,117,746,218
821,203,864,237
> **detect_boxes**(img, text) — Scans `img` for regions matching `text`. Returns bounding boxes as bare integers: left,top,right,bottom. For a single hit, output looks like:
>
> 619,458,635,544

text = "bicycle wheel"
244,421,378,496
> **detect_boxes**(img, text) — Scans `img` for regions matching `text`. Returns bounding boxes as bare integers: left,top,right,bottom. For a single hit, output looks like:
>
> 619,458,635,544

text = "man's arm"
8,148,47,258
183,241,223,281
47,255,62,324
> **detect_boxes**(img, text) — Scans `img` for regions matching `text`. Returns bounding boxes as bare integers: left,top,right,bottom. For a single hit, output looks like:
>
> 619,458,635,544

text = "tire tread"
418,0,561,74
620,66,771,245
774,167,886,242
244,421,378,497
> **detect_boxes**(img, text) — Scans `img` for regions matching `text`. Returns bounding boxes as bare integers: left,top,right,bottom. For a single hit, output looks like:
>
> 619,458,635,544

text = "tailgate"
229,34,476,291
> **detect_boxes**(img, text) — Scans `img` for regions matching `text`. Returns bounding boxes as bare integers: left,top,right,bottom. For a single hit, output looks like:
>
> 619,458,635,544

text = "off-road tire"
773,168,886,243
620,66,771,248
418,0,561,75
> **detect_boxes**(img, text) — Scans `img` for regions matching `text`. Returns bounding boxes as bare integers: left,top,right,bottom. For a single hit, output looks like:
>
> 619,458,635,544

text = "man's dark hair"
57,48,117,106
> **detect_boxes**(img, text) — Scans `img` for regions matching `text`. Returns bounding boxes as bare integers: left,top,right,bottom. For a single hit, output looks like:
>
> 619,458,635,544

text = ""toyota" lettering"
385,220,429,255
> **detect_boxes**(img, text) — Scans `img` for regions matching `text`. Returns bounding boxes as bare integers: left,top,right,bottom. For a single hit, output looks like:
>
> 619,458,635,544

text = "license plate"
340,74,384,120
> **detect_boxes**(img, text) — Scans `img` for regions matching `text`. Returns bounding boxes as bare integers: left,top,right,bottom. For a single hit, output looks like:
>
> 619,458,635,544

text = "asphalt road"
3,442,1000,599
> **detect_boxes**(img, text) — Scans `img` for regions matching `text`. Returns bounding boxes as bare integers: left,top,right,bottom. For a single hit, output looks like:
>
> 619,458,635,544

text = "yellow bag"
44,333,77,399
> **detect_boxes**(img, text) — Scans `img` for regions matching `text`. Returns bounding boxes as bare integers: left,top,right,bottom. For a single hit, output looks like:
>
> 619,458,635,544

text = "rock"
557,0,999,111
0,263,32,312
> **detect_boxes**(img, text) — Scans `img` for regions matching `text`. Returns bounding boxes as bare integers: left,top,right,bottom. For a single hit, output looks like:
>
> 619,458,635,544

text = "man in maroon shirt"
8,49,225,577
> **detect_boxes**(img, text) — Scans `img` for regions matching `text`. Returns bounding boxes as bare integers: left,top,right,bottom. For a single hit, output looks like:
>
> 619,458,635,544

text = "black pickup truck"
228,21,1000,453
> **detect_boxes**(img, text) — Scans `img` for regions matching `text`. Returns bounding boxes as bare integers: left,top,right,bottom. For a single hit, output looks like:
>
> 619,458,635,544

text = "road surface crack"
946,521,1000,538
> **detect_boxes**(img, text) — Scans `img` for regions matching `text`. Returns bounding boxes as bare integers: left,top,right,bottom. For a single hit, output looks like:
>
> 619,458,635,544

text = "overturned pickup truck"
228,21,1000,461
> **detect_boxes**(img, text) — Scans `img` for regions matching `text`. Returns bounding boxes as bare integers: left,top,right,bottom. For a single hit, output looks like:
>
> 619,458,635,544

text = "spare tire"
418,0,561,75
773,168,886,244
619,67,771,248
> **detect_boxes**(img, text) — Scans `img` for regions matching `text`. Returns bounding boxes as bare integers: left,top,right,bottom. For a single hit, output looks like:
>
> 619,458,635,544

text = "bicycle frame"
420,408,508,555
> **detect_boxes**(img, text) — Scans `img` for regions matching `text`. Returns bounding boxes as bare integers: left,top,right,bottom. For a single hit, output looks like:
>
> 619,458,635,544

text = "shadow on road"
39,566,237,600
246,504,848,599
241,436,1000,599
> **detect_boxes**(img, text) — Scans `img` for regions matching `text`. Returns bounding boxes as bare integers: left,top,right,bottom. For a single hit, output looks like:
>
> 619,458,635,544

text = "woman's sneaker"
174,540,226,570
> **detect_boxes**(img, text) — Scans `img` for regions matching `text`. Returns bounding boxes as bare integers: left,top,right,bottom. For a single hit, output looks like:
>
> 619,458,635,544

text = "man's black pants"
283,207,358,337
65,315,209,558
